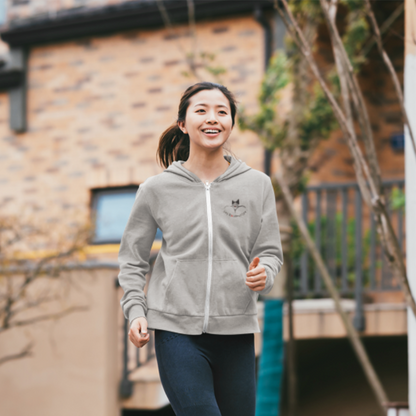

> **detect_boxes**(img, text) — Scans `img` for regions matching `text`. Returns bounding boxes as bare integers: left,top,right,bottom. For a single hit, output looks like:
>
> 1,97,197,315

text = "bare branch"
156,0,202,80
274,171,389,414
319,0,383,197
0,211,94,366
155,0,188,60
185,0,202,80
0,342,33,366
156,0,173,31
360,2,404,57
187,0,197,58
364,0,416,156
7,244,85,316
6,293,59,321
275,0,416,320
275,0,375,203
0,305,89,333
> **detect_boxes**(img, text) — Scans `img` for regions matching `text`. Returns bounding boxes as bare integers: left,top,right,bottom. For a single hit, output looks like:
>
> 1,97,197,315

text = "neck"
182,148,230,183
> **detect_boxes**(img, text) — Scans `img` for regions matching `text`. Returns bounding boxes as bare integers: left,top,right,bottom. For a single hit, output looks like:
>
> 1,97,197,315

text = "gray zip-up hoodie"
117,155,283,335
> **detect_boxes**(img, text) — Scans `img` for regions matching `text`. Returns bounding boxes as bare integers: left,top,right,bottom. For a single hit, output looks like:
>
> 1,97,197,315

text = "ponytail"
156,124,190,169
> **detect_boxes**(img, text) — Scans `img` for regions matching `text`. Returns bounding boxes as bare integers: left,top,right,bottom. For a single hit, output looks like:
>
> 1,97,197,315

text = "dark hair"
156,82,238,169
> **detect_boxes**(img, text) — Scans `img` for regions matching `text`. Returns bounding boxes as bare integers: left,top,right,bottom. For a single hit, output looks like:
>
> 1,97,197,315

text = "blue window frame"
91,186,162,244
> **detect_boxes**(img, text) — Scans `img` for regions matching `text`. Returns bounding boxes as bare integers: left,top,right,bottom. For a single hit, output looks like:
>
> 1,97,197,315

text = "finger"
136,330,150,342
130,327,148,344
246,280,264,287
137,338,147,348
246,280,265,288
130,332,149,348
139,335,150,348
246,274,262,283
140,333,150,342
246,270,266,280
247,264,265,277
129,333,139,348
249,256,260,271
140,321,148,338
249,257,260,270
246,282,265,291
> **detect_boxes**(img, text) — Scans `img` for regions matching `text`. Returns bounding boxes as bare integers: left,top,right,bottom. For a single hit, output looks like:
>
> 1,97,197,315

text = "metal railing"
118,254,158,399
293,179,405,330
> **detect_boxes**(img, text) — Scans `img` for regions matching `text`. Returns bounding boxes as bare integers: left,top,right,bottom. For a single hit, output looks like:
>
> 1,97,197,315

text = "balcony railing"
293,179,405,330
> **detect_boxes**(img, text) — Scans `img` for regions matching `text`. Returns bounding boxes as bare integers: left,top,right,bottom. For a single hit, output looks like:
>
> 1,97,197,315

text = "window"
91,186,162,244
390,132,404,152
0,0,6,27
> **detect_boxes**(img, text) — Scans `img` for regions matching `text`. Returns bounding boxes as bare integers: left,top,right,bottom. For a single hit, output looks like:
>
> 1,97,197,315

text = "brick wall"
0,15,265,229
0,7,405,238
301,4,405,185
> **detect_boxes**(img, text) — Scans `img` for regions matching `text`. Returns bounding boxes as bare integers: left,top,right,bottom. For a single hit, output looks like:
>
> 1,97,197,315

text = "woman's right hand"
129,317,150,348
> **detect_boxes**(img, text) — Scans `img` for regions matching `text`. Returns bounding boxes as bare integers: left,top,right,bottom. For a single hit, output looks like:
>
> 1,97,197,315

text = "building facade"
0,1,409,415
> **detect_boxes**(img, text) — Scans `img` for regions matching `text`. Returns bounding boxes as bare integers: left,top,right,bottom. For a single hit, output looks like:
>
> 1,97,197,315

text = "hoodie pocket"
164,259,207,316
210,259,253,316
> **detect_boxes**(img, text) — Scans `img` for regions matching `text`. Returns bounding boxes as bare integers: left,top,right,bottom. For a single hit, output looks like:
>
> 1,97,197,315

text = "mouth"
201,128,221,137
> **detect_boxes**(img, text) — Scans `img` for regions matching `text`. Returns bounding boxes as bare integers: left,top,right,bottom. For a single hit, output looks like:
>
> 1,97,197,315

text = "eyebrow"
194,103,229,109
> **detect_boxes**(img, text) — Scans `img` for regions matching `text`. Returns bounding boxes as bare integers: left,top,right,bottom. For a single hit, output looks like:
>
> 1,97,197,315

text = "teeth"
204,130,220,133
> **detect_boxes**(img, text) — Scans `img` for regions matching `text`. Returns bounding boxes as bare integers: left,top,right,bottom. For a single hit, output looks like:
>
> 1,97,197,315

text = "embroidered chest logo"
223,199,247,217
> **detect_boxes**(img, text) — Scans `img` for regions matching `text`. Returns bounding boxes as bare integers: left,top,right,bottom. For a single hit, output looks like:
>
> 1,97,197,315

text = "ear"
177,121,187,134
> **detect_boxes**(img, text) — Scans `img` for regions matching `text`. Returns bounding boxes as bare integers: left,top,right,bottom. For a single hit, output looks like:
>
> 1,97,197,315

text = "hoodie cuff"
128,305,147,325
258,263,274,295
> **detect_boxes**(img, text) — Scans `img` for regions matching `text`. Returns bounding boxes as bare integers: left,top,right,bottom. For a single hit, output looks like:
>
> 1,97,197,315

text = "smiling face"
178,88,233,152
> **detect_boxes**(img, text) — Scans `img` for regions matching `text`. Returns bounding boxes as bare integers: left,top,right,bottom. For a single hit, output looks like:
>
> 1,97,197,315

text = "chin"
203,142,226,149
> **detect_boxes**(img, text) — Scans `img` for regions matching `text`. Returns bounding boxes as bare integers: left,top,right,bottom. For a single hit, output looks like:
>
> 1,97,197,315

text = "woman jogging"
118,81,284,416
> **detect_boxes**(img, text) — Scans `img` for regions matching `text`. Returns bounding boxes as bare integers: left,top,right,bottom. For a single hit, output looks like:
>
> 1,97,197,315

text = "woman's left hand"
246,257,266,292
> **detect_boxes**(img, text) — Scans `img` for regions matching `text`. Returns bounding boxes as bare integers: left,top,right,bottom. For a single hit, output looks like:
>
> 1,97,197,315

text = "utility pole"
404,0,416,413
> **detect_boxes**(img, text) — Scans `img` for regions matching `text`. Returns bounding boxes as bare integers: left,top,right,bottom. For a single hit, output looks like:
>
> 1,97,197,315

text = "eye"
196,109,205,113
219,111,227,114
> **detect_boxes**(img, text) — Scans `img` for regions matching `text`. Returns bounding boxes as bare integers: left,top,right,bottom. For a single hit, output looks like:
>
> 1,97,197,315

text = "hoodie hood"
164,155,252,183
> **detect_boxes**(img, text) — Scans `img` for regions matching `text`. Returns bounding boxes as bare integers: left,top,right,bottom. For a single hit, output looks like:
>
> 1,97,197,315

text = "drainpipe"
9,47,28,133
254,5,273,176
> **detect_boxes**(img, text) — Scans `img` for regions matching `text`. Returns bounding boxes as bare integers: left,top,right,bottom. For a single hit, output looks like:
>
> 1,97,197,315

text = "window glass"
92,187,162,244
0,0,6,27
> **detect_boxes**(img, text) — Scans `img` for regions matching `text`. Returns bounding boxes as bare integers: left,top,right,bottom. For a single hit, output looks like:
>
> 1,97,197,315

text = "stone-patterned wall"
0,15,265,229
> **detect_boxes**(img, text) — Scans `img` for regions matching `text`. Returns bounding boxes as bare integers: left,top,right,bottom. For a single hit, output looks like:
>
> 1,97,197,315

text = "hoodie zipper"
202,180,213,333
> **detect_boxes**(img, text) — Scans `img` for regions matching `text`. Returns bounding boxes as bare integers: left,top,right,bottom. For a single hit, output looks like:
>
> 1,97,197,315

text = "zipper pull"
205,180,210,190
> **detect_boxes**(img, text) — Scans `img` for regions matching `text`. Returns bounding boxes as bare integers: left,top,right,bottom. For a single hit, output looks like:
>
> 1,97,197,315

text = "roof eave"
1,0,274,47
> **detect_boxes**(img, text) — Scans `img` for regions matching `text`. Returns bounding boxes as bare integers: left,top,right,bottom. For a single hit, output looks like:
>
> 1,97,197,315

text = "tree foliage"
238,0,371,195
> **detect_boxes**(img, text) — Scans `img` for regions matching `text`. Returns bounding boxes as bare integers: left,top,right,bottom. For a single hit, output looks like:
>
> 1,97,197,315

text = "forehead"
188,89,230,108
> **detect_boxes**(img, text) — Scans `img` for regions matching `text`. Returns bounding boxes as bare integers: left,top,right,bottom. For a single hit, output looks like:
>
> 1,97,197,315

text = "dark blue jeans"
154,329,256,416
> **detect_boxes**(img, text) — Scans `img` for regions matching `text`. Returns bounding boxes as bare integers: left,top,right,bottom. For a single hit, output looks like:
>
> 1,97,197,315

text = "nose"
205,109,219,124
